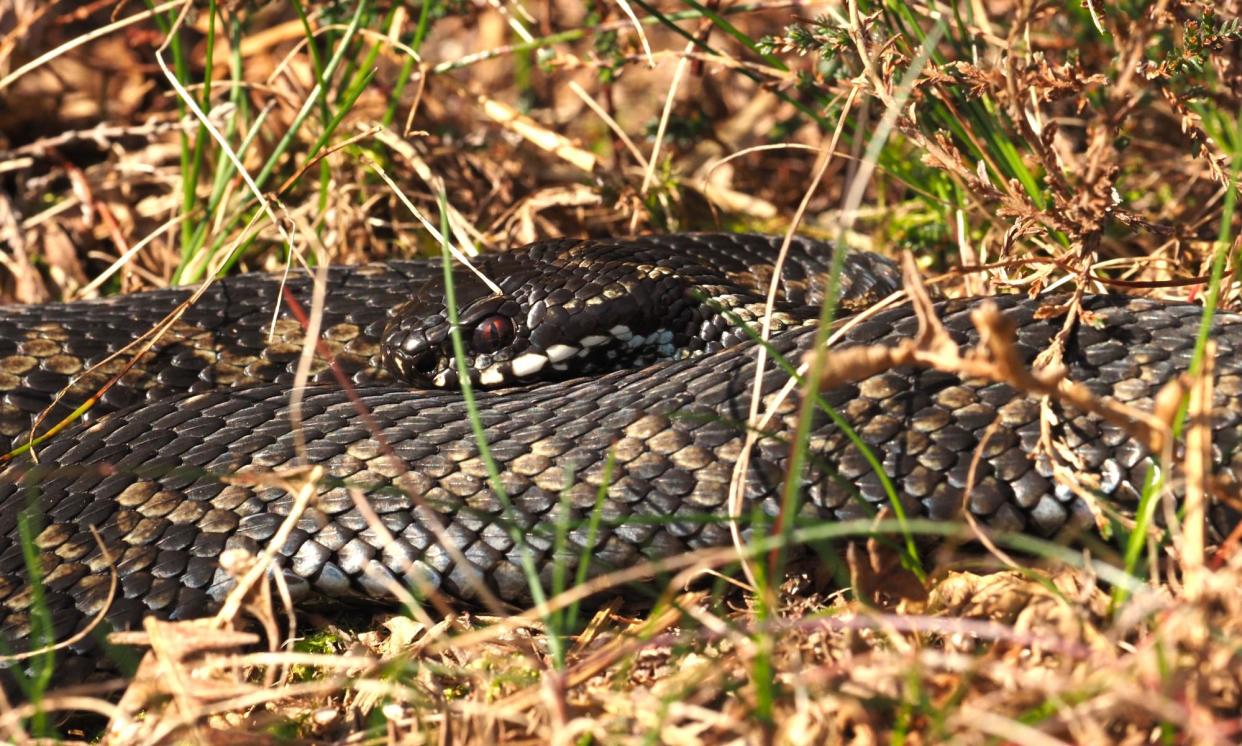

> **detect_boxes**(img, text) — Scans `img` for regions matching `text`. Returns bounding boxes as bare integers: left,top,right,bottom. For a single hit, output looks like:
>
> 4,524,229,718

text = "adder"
0,233,1237,687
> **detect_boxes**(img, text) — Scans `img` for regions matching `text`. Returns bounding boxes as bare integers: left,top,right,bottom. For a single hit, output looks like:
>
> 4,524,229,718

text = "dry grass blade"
9,212,271,463
633,39,695,230
476,91,598,173
0,527,117,664
1182,340,1214,599
493,601,691,712
0,0,188,93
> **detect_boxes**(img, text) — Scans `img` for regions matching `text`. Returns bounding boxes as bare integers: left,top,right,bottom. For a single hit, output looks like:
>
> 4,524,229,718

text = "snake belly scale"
0,233,1237,684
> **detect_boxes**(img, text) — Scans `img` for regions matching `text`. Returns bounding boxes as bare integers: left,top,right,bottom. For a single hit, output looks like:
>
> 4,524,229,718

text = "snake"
0,232,1237,689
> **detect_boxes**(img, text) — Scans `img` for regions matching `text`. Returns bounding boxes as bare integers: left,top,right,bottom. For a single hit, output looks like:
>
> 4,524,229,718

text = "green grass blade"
434,193,564,664
566,449,617,632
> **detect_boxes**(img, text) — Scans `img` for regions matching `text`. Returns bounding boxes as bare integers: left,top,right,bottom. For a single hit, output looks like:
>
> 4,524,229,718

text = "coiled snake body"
0,233,1237,685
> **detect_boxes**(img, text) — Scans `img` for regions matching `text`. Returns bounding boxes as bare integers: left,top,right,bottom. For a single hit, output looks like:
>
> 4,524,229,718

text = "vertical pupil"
473,315,512,353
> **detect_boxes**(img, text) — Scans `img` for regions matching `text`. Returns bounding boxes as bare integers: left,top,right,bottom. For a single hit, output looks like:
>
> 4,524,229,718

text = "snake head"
381,269,527,388
381,241,810,390
381,264,652,389
381,258,669,389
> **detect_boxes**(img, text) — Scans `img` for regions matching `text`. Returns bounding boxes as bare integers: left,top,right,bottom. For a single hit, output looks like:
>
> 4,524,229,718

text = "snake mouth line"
436,326,683,387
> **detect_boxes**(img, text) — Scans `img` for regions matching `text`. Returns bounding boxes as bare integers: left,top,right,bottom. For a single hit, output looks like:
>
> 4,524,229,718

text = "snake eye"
472,314,514,354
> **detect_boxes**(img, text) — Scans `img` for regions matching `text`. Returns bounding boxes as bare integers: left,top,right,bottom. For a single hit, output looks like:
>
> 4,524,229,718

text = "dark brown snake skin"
0,233,1237,689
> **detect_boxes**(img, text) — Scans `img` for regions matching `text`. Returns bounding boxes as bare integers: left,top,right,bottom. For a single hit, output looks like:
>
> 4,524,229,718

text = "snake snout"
381,313,448,387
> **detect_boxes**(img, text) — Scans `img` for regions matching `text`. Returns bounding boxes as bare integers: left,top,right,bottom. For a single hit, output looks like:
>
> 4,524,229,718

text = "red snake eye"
471,315,514,354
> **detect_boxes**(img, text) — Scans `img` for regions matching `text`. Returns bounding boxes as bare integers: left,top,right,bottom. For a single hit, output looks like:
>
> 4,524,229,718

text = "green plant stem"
434,194,564,665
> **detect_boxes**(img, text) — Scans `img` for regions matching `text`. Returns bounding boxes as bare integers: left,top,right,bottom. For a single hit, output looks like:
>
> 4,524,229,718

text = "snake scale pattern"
0,233,1237,686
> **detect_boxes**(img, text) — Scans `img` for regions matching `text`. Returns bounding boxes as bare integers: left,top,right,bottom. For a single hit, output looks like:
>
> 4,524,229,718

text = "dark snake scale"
0,233,1238,686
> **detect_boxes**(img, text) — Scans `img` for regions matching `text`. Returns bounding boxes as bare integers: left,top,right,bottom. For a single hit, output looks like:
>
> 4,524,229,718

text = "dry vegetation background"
0,0,1240,743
